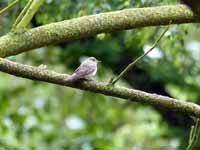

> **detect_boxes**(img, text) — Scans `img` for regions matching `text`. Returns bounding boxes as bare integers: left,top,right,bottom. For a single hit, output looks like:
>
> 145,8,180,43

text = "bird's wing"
73,63,95,77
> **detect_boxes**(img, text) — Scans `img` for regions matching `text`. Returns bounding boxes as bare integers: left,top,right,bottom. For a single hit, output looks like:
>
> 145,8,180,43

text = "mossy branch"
0,5,198,57
0,57,200,118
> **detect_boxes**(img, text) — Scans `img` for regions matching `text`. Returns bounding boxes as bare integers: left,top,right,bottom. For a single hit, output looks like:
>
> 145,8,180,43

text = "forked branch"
0,58,200,118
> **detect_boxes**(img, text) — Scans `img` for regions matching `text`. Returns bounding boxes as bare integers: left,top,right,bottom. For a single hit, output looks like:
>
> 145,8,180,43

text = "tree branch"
110,22,171,85
12,0,34,29
15,0,44,29
0,57,200,118
0,5,198,57
0,0,19,16
187,118,200,150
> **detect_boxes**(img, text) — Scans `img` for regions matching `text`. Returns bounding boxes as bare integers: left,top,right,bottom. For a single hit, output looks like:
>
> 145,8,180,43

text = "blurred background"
0,0,200,149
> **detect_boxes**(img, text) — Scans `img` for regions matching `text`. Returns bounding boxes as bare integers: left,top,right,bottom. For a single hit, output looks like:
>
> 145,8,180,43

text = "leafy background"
0,0,200,149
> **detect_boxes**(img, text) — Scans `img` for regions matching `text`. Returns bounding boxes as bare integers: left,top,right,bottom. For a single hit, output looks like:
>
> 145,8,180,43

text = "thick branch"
0,58,200,118
0,4,199,57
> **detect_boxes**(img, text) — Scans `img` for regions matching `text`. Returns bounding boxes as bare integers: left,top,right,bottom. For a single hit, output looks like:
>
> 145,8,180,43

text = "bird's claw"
38,64,47,70
79,78,94,82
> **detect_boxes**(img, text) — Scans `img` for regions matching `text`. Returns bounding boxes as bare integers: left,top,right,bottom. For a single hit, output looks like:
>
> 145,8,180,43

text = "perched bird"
67,57,100,81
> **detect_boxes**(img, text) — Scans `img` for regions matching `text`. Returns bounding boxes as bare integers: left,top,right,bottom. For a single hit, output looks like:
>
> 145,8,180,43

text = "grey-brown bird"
67,57,100,81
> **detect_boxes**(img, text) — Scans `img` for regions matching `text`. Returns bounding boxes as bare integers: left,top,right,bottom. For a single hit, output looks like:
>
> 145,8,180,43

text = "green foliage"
0,70,172,149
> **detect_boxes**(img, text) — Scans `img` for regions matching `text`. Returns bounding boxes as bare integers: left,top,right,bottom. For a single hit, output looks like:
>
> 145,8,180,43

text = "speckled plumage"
68,57,98,81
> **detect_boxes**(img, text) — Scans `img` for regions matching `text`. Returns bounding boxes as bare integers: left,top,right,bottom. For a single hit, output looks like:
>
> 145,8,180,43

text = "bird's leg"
79,78,94,82
38,64,47,70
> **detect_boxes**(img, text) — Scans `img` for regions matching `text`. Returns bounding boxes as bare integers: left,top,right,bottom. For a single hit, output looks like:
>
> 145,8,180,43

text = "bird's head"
86,57,101,64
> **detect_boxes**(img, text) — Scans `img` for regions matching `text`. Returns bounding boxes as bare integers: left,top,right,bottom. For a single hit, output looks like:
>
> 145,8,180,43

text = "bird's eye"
90,58,96,61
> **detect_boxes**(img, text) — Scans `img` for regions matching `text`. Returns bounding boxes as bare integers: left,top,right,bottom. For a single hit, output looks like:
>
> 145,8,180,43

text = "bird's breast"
85,65,97,77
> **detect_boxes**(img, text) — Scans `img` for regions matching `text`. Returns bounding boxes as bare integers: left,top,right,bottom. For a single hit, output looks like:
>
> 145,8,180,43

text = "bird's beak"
97,60,101,63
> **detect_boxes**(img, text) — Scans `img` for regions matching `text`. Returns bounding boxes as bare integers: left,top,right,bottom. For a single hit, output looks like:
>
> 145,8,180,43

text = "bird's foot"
79,78,94,82
106,77,115,86
38,64,48,70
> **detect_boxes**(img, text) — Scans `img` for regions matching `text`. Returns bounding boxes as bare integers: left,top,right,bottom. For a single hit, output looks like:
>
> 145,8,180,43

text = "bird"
67,57,100,81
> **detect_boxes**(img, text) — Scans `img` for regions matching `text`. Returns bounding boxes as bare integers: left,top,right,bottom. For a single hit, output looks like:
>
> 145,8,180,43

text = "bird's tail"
67,73,79,82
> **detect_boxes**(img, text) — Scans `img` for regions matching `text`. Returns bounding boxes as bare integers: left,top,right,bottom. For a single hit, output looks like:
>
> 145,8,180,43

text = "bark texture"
0,5,198,57
0,58,200,118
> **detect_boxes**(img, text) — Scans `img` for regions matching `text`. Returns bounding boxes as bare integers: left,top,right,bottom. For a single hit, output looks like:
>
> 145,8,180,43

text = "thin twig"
15,0,44,29
12,0,33,29
189,126,195,143
110,21,171,85
187,118,200,150
0,0,19,16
